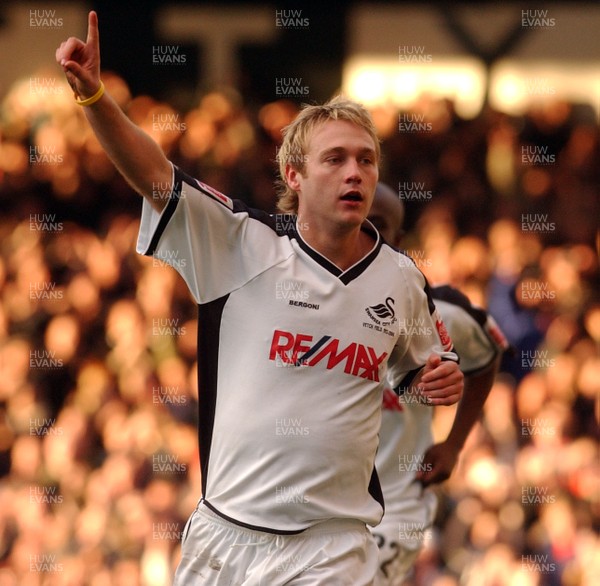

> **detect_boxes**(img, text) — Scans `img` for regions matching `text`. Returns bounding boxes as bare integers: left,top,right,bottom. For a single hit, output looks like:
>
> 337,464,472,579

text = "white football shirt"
137,164,457,533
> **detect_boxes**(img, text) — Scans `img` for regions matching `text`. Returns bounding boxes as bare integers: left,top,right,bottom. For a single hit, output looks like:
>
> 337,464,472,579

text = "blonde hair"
276,96,380,214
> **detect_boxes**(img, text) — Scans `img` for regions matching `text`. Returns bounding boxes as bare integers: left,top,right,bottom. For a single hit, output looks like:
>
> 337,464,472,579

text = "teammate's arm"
56,11,171,210
417,354,500,486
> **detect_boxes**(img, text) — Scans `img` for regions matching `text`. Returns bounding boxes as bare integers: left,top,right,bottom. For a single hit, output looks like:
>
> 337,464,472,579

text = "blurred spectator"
0,69,598,584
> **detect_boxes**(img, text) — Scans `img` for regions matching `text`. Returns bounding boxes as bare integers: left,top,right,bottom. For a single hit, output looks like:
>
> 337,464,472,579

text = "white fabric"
373,288,508,582
174,501,379,585
137,165,457,533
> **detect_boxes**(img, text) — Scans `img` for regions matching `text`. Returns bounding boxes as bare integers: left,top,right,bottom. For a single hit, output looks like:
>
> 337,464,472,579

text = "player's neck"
298,221,374,271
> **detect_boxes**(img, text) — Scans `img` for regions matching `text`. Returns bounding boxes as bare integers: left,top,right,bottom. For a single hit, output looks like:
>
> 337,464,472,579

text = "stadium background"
0,1,598,584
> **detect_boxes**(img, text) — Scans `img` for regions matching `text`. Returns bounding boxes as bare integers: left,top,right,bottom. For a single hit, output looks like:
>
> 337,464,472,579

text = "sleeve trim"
143,165,181,256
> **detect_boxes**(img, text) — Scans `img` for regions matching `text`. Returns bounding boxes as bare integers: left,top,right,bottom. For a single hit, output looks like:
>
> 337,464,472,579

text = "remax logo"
269,330,387,381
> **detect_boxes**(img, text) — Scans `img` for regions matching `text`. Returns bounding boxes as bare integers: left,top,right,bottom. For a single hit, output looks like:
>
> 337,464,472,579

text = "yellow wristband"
75,81,105,106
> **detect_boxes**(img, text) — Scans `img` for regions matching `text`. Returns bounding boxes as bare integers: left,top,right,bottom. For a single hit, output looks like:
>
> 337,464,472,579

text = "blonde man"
57,13,463,585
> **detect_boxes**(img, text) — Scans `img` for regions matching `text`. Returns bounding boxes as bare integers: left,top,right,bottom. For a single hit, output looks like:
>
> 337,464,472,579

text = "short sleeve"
136,164,292,304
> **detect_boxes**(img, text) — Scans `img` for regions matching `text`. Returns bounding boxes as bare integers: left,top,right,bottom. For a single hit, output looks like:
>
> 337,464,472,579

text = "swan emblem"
368,297,395,320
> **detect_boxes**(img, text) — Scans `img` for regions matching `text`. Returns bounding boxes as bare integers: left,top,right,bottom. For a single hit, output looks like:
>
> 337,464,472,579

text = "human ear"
285,163,302,192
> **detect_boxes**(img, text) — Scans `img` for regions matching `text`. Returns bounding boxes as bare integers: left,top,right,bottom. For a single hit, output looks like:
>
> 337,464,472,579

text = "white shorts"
370,491,438,585
371,538,419,586
173,501,380,585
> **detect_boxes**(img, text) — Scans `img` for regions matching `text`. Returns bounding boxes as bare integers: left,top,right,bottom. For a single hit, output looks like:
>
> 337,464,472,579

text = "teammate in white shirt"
368,183,510,585
56,14,463,585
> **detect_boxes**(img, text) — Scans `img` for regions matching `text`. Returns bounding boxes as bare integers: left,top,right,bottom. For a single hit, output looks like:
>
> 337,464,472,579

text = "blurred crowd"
0,69,598,585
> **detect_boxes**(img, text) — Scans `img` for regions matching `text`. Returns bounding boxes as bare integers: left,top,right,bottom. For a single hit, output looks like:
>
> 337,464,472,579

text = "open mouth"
340,191,363,202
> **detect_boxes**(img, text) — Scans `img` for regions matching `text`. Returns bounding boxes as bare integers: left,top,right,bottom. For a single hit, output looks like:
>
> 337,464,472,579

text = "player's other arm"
416,354,500,486
56,11,171,211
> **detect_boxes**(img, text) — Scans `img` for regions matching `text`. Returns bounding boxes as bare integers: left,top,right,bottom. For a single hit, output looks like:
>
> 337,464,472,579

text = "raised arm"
56,11,171,210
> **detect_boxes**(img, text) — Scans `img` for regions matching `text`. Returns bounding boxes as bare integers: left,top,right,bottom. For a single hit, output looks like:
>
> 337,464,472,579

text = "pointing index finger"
86,10,99,49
